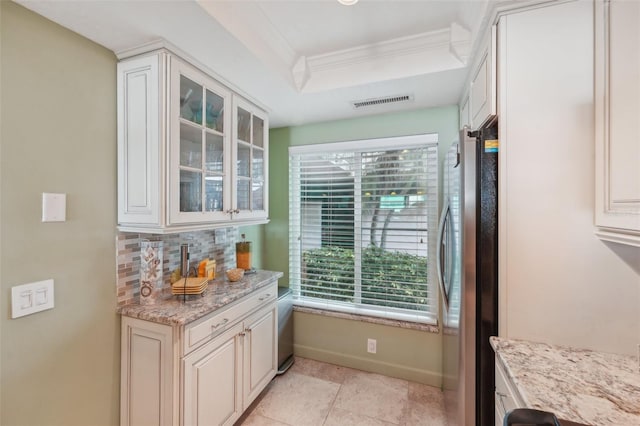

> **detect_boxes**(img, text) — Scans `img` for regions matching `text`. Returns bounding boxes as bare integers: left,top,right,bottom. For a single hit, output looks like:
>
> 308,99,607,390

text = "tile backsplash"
116,227,239,306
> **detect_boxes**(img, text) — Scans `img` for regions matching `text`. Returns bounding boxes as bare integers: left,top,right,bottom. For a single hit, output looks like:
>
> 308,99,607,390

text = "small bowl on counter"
226,268,245,282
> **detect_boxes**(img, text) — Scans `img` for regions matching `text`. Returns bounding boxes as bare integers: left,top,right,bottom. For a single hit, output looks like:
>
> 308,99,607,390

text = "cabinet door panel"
170,57,232,225
459,95,470,129
595,0,640,242
121,318,174,426
183,323,243,426
117,55,160,225
243,304,277,408
469,26,497,130
232,96,269,221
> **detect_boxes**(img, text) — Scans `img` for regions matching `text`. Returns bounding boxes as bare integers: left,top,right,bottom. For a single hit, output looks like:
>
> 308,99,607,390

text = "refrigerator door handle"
437,201,451,310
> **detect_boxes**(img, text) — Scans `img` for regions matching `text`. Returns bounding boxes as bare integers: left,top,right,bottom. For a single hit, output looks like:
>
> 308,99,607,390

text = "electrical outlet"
367,338,377,354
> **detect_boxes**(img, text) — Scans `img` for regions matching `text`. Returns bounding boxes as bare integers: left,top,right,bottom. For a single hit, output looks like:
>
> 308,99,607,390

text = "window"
289,134,439,324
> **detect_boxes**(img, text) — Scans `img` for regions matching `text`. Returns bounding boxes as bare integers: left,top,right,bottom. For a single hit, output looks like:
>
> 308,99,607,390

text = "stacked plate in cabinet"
172,277,208,295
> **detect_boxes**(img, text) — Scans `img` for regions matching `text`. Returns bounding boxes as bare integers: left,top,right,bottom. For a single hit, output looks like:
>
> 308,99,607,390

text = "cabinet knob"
239,332,246,337
244,327,251,333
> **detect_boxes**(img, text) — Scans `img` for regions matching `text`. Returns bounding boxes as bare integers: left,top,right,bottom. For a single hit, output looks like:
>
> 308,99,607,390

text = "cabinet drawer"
495,355,524,418
183,282,278,355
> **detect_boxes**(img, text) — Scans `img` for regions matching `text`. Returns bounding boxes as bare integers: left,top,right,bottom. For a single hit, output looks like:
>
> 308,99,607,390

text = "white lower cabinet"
494,355,524,426
243,305,278,406
121,283,278,426
183,323,244,426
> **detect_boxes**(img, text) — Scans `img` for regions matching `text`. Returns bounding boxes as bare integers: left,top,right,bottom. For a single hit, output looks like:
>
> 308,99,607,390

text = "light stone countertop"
117,270,283,326
490,336,640,426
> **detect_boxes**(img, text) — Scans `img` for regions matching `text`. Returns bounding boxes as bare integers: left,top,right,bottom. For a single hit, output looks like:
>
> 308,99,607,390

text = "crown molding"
298,25,469,93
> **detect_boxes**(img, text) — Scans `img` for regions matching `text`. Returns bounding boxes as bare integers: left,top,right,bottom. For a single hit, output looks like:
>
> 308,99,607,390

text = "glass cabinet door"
171,59,231,224
233,98,268,219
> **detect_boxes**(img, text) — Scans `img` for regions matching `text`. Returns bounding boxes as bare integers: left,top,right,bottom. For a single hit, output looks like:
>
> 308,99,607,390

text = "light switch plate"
42,193,66,222
11,279,55,318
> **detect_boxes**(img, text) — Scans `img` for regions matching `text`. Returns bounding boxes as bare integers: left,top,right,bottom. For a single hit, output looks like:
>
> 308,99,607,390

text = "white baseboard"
293,344,442,388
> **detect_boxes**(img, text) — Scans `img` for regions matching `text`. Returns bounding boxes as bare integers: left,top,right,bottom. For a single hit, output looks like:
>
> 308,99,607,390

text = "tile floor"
236,357,448,426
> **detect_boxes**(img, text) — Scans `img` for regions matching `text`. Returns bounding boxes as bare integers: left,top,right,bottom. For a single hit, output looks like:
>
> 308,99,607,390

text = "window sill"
293,305,440,334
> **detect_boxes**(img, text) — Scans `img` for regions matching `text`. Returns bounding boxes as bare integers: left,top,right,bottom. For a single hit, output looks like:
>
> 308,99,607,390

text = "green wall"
264,106,459,386
1,3,119,424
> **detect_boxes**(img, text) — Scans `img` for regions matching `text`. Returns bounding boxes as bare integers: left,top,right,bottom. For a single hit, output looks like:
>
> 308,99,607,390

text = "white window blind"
289,135,439,324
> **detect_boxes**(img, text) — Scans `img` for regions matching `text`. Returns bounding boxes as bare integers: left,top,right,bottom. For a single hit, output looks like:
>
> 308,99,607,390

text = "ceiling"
15,0,501,128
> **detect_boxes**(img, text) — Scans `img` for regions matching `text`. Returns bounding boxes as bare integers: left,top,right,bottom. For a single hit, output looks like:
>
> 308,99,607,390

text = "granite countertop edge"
490,337,533,407
117,270,284,326
490,336,640,426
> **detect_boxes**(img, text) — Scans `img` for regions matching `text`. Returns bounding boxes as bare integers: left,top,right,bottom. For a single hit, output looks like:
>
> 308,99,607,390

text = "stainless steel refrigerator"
441,124,499,426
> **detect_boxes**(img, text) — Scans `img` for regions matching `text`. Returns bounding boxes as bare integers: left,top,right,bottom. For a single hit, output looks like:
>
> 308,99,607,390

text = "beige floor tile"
404,382,448,426
324,407,397,426
237,412,291,426
253,371,340,426
290,356,358,384
332,370,409,425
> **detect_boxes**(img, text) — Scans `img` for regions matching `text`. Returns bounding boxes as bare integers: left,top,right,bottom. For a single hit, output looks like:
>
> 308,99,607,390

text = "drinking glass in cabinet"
252,115,264,148
180,170,202,212
180,76,203,125
206,90,224,132
237,179,250,210
252,148,263,179
180,123,203,168
252,181,264,210
237,108,251,142
205,176,223,212
205,133,224,174
237,143,251,177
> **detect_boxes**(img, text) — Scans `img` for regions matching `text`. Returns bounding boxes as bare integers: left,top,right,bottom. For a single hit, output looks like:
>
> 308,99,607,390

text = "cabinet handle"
496,391,508,414
212,318,229,330
258,293,271,301
233,209,240,214
239,332,246,337
245,327,252,333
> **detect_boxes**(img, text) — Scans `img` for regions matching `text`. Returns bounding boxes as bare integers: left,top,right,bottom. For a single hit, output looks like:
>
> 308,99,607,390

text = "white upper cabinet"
459,91,471,130
232,96,269,222
169,58,233,225
117,49,269,233
117,54,162,227
469,25,497,130
594,0,640,246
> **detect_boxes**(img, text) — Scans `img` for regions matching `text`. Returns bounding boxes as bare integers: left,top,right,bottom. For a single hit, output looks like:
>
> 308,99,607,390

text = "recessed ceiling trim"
197,0,298,87
309,29,451,72
297,25,469,93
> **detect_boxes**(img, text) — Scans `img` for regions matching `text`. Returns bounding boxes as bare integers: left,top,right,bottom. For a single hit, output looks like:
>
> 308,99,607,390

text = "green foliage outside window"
301,246,428,311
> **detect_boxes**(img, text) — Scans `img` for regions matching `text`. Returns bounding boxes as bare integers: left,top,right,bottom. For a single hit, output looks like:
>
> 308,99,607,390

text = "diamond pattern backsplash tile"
115,227,240,306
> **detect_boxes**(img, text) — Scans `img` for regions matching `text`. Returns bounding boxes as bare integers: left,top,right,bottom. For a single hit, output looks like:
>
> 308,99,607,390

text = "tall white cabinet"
117,49,269,234
497,0,639,355
594,0,640,247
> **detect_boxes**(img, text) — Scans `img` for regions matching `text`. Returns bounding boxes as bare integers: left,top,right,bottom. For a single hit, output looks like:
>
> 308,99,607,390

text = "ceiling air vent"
351,94,414,110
